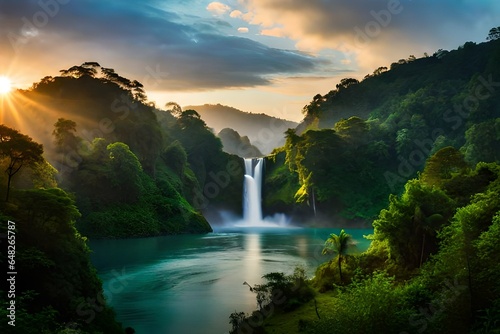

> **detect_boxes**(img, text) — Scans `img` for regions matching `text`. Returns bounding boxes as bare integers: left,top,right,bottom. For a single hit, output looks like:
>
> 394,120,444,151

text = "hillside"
264,39,500,224
217,127,263,158
0,64,246,237
185,104,298,154
300,39,500,130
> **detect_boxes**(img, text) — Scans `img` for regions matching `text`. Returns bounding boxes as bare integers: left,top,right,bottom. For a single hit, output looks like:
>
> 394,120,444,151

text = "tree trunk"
338,255,343,282
5,172,12,202
419,233,426,268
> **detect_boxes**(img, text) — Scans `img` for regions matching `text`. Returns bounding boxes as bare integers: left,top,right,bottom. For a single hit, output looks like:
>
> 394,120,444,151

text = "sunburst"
0,76,12,95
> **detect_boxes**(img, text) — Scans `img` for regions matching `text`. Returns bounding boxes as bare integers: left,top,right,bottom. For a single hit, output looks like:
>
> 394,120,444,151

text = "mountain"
300,39,500,130
264,38,500,224
0,64,248,237
217,128,263,158
184,104,298,154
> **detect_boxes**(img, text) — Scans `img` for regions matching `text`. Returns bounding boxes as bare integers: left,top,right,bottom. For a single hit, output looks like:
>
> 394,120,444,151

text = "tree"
59,64,98,78
107,142,144,202
333,116,369,146
165,102,182,117
336,78,359,90
486,26,500,41
373,179,455,269
322,229,355,282
0,125,44,201
229,311,246,334
373,66,388,76
301,94,324,118
52,118,79,152
131,80,147,102
421,146,469,187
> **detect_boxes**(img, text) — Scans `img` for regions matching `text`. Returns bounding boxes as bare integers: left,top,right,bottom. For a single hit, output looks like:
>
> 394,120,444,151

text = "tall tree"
0,125,44,201
486,26,500,41
322,229,355,282
421,146,469,187
52,118,79,152
165,101,183,117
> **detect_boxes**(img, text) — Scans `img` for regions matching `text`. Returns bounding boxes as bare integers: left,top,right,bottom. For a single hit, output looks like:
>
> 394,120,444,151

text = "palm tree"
322,229,355,282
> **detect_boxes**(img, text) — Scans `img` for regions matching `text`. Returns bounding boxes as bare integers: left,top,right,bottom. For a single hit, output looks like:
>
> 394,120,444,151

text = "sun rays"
0,76,12,95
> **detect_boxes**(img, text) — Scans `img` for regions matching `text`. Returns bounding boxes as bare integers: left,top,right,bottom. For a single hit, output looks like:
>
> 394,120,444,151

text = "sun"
0,76,12,95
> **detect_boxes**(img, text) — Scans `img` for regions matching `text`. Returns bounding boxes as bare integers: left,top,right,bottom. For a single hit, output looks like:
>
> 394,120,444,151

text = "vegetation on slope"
264,39,500,225
4,62,247,237
231,152,500,334
0,126,124,333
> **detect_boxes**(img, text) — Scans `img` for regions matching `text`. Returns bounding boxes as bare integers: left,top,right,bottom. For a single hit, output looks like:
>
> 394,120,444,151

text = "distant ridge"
184,104,298,154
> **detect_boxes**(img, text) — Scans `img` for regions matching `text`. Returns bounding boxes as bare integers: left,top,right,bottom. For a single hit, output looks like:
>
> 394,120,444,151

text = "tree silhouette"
301,93,324,117
165,101,183,117
487,26,500,41
336,78,359,90
0,125,44,201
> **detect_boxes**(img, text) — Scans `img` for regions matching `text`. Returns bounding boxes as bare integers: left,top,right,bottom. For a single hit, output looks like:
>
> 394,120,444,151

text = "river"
90,227,372,334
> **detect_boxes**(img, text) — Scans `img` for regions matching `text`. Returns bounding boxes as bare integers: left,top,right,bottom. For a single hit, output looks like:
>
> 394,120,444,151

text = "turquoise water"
90,227,372,334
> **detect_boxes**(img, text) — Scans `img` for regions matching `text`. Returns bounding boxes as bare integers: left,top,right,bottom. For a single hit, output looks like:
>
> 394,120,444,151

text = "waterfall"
243,158,264,224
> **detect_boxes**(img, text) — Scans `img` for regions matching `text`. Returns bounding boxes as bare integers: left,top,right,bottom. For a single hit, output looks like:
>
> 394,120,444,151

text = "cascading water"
243,158,263,224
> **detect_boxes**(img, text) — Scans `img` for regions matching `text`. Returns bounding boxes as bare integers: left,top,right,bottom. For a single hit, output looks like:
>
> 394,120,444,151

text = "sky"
0,0,499,122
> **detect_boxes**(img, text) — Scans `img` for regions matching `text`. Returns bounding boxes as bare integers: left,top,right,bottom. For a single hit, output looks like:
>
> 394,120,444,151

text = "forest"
0,63,244,332
228,38,500,333
263,38,500,225
0,36,499,333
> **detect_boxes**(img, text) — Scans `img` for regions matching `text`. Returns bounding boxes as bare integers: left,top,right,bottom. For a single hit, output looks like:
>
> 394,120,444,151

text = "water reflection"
244,233,261,282
90,228,373,334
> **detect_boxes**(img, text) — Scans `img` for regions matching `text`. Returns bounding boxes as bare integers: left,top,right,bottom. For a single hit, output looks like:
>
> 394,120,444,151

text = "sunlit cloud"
0,0,326,92
260,27,285,38
240,0,500,73
0,0,498,121
206,2,231,16
230,10,243,18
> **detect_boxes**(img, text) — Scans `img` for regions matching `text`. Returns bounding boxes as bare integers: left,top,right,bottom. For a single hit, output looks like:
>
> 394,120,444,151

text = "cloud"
241,0,500,72
206,2,231,16
230,10,243,18
237,27,249,33
261,27,285,38
0,0,326,91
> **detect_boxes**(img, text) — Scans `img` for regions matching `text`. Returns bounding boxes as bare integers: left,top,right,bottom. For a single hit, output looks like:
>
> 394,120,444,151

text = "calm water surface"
90,227,372,334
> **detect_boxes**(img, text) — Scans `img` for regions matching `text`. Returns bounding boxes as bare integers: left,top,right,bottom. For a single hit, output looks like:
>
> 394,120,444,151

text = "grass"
262,290,337,334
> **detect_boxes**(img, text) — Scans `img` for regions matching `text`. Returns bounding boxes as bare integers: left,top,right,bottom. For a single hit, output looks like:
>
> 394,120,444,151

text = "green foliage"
372,179,455,270
162,140,188,175
53,118,79,152
54,132,213,238
462,118,500,164
0,124,44,201
265,39,500,224
106,142,144,201
251,269,315,312
264,152,300,205
0,188,122,333
322,229,356,283
421,146,469,187
307,272,411,334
